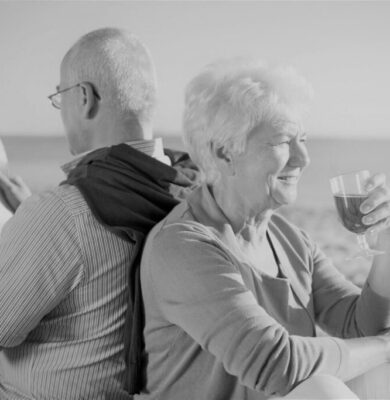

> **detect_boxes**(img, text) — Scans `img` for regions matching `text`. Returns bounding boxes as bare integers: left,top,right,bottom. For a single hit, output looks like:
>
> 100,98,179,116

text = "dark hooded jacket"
63,143,201,394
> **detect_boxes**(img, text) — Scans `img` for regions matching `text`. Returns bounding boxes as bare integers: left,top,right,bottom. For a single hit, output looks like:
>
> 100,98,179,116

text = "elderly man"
0,28,198,399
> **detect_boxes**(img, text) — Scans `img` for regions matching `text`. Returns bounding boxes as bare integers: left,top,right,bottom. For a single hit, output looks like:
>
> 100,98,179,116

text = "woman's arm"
338,335,390,382
305,229,390,337
359,172,390,299
366,230,390,298
145,222,390,396
311,173,390,337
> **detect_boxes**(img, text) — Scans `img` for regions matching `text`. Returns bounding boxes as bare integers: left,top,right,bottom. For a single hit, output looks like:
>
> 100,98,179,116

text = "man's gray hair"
62,27,157,123
183,58,313,184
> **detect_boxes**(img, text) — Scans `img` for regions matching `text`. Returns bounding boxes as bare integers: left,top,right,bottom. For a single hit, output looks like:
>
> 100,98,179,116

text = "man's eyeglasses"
47,82,101,110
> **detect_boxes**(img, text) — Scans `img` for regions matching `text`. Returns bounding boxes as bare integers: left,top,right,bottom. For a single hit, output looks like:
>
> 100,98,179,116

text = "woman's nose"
290,141,310,168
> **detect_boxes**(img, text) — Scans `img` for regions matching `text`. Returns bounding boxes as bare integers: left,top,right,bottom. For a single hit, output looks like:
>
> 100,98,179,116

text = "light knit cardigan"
138,184,390,400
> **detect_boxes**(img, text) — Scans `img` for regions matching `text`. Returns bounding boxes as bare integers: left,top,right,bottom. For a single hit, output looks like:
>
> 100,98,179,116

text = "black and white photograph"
1,1,390,399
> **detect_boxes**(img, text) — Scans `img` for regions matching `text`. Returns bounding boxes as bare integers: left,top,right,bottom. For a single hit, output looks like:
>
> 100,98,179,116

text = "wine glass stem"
356,234,370,251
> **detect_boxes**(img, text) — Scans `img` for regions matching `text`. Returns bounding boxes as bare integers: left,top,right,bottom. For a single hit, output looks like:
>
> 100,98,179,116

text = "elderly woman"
137,59,390,399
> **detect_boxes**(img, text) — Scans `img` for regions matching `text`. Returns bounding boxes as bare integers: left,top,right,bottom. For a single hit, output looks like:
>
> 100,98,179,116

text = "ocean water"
2,135,390,209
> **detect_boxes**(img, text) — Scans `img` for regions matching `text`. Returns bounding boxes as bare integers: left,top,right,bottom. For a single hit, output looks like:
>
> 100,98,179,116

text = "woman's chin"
271,191,297,207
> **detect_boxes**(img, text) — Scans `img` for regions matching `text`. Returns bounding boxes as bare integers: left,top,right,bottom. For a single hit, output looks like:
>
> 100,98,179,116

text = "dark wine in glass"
333,194,371,234
330,170,383,258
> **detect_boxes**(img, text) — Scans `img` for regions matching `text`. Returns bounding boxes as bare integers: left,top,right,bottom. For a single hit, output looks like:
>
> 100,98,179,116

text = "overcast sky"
1,0,389,138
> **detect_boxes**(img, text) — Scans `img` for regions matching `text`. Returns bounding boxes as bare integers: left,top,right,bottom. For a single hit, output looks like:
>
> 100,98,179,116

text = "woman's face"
230,120,310,213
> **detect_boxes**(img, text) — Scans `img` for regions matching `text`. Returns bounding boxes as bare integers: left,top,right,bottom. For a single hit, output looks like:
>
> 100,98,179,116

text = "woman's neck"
211,181,273,242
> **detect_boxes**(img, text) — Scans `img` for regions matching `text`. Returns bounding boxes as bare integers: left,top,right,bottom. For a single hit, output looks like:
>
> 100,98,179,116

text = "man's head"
57,27,157,155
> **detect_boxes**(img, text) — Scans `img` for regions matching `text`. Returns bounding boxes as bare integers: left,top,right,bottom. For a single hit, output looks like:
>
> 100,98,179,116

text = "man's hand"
0,171,31,213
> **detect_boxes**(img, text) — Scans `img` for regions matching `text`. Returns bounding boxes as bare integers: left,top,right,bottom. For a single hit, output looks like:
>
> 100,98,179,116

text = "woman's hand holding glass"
330,171,390,258
361,172,390,251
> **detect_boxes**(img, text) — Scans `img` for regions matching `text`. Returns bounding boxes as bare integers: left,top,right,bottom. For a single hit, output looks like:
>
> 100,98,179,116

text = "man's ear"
79,82,98,119
212,143,236,177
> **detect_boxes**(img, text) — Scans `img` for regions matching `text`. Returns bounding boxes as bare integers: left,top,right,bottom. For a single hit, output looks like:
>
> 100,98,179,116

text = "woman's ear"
79,82,98,119
212,143,236,177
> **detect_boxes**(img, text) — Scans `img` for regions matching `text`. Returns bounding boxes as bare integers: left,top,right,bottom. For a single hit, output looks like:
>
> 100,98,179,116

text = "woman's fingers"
359,173,390,233
361,187,390,214
362,203,390,227
361,176,389,212
364,172,386,192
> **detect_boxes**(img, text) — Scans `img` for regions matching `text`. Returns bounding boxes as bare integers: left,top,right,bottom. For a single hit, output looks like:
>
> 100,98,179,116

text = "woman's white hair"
183,58,313,184
62,27,157,123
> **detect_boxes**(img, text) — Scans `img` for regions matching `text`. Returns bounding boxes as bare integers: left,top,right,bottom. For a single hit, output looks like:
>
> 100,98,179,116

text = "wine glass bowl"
333,193,370,234
330,170,383,258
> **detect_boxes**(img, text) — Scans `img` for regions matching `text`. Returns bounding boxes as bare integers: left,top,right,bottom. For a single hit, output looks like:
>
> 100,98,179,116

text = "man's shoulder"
38,184,90,211
55,183,91,214
13,184,90,226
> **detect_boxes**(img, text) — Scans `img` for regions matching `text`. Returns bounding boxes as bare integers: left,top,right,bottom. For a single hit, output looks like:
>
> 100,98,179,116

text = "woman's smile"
277,174,300,184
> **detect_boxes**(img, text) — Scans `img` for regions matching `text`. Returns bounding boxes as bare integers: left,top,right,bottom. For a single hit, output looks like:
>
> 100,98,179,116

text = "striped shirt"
0,185,133,399
0,140,169,399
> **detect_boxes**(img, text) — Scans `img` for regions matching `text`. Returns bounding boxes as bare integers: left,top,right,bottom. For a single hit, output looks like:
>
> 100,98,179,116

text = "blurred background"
1,0,390,284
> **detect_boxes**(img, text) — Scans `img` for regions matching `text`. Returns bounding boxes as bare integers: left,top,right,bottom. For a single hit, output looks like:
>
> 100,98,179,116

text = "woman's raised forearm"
367,230,390,299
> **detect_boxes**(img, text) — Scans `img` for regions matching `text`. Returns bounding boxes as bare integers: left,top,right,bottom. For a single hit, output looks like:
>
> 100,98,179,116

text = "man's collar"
61,137,170,175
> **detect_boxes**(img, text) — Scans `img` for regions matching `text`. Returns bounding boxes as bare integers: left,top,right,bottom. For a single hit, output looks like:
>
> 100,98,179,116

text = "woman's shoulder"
146,199,217,245
271,211,302,235
141,200,228,282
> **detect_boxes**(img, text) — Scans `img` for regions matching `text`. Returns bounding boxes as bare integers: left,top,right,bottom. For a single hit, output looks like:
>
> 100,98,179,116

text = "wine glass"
330,170,383,258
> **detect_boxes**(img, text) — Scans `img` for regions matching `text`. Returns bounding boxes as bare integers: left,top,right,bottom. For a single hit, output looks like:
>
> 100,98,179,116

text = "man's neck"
87,114,153,150
62,137,169,176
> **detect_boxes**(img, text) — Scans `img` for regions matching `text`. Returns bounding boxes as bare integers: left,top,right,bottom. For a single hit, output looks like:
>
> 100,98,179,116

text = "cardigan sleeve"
146,222,350,396
305,231,390,337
